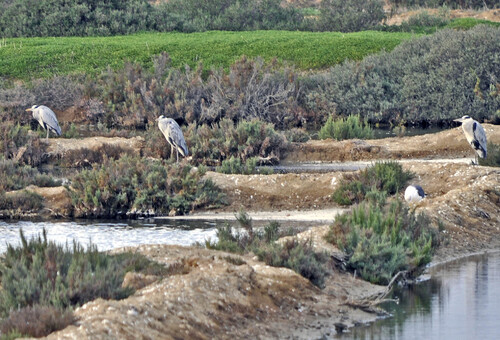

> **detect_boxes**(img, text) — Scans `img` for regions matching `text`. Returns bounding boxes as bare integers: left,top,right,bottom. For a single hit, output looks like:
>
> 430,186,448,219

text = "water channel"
1,220,498,339
338,251,500,340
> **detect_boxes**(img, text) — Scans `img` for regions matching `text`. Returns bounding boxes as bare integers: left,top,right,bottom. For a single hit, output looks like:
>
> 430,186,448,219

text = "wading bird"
404,185,425,204
454,115,487,164
26,105,62,140
157,115,189,162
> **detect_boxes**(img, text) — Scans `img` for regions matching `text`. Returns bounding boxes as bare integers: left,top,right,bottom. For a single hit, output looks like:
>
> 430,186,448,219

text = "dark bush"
0,158,61,192
185,118,288,166
0,0,157,37
0,305,75,338
316,0,386,32
0,123,46,166
304,25,500,125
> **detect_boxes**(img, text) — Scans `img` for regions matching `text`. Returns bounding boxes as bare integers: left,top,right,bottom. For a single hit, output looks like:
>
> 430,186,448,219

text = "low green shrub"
318,114,374,140
206,211,328,287
0,159,61,192
0,190,44,212
478,143,500,167
0,229,132,317
0,229,171,337
217,157,259,175
332,161,413,205
327,197,438,284
69,156,226,217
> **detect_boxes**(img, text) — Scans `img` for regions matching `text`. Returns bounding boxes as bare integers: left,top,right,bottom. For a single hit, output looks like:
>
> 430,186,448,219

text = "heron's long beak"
453,118,463,123
25,108,32,112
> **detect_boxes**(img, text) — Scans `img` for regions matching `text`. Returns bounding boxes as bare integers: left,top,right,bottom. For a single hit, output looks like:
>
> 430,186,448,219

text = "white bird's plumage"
453,115,487,161
26,105,62,139
404,185,425,203
157,115,189,162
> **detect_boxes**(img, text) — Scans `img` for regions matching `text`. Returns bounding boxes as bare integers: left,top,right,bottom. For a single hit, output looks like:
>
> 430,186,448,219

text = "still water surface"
340,251,500,340
0,219,223,254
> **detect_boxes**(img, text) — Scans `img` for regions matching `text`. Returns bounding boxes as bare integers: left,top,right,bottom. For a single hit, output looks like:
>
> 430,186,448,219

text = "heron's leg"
170,145,175,160
46,128,49,140
176,149,179,163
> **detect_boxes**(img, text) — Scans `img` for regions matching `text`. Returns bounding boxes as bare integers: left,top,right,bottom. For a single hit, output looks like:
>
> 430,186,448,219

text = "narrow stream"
338,251,500,340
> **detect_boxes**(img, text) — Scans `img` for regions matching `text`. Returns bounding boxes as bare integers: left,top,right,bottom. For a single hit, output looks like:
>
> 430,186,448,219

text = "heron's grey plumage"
157,115,189,162
454,115,487,162
26,105,62,139
404,185,425,203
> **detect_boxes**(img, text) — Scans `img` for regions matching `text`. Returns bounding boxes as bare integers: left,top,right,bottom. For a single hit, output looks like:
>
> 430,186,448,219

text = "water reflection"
340,252,500,340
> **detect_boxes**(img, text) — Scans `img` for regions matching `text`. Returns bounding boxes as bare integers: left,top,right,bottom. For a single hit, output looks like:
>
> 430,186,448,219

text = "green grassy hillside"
0,30,416,80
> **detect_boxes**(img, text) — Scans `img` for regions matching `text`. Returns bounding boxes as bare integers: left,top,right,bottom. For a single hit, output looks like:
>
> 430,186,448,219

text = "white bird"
26,105,62,140
404,185,425,204
156,115,189,162
453,115,487,164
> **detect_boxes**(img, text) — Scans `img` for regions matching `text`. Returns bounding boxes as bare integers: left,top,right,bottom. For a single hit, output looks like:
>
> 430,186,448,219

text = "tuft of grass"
327,196,439,285
318,114,374,140
206,211,328,287
478,142,500,167
332,161,413,205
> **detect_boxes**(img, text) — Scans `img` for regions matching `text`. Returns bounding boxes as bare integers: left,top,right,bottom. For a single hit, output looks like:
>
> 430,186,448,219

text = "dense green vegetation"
327,194,439,284
0,30,415,79
0,0,391,38
69,156,227,218
332,161,414,205
0,229,171,338
206,211,328,287
318,114,374,140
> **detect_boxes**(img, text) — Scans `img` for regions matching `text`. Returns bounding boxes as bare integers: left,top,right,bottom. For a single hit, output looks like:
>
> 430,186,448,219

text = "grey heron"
454,115,487,164
26,105,62,140
404,185,425,204
156,115,189,162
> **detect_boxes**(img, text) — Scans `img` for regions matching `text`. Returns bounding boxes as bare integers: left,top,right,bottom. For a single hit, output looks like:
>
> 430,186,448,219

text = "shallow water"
0,219,224,254
338,251,500,340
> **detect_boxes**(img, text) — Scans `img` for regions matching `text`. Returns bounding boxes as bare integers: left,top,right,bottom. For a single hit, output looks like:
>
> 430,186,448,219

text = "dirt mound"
42,239,384,340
